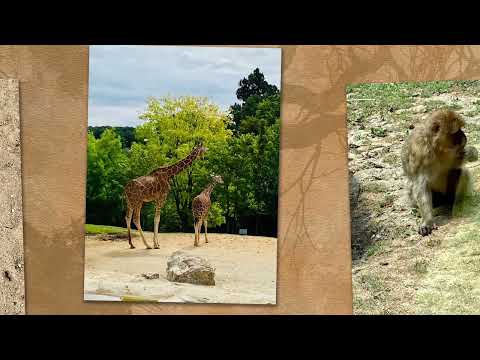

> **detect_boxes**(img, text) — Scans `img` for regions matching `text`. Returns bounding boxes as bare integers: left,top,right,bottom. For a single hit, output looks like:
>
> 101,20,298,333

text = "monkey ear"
432,122,440,133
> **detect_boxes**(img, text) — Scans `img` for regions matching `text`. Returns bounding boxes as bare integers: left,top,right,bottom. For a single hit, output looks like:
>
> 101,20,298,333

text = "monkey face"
430,110,467,165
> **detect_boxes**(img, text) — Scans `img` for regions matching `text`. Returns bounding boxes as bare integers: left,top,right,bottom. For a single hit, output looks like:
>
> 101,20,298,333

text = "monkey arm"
411,175,437,236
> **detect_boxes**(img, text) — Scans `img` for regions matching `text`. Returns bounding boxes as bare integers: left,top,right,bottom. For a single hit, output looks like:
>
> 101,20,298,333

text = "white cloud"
88,104,145,127
88,46,282,127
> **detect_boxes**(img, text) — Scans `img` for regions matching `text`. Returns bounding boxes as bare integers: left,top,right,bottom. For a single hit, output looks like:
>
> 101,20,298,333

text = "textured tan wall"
2,45,478,314
0,79,24,314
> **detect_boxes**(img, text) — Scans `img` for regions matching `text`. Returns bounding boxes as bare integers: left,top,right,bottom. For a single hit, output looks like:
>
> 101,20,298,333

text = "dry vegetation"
348,80,480,314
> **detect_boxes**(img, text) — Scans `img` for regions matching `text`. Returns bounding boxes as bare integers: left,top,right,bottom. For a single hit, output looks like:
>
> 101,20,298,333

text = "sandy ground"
84,232,277,305
0,80,25,315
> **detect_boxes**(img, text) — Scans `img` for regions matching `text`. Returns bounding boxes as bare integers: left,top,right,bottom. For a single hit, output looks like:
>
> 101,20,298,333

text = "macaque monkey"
401,109,472,236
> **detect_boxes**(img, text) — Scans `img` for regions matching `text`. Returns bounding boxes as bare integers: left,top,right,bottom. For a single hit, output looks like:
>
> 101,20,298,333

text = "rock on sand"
166,251,215,286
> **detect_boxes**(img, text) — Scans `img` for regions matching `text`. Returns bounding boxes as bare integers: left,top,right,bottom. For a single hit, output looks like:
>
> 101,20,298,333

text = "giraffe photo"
83,46,282,305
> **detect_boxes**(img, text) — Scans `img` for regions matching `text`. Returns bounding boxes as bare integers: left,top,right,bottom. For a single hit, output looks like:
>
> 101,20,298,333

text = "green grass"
424,100,447,112
346,82,415,122
370,127,387,138
363,182,388,193
365,240,386,258
359,273,386,293
412,259,428,275
85,224,127,235
415,191,480,314
418,81,454,97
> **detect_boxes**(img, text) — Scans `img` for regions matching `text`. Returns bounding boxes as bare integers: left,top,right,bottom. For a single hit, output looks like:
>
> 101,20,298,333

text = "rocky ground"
0,80,25,315
84,232,277,305
347,80,480,314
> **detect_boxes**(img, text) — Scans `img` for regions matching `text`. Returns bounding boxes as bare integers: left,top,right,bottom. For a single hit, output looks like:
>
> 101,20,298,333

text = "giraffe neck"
153,147,201,178
203,181,218,198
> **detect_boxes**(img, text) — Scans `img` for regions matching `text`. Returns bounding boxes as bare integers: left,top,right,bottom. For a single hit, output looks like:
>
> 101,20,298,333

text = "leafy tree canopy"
235,68,279,102
86,69,281,236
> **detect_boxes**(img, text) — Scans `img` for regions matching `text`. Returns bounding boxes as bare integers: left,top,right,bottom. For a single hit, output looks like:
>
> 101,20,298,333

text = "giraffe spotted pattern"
124,144,207,249
192,175,224,247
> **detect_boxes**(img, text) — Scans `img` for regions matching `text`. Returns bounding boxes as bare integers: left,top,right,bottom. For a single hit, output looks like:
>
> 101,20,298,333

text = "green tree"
86,129,130,225
88,126,136,148
131,96,232,231
230,68,280,134
236,68,279,102
86,70,280,237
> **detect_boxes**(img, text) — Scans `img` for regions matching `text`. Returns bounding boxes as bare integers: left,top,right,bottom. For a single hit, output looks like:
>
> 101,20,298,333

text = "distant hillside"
88,126,136,148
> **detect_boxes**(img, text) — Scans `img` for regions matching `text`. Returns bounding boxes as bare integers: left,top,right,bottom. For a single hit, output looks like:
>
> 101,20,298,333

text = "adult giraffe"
124,143,207,249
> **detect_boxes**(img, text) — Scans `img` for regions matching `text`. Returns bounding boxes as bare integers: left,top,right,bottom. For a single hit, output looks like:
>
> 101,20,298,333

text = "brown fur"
124,144,207,249
401,109,472,236
192,175,223,247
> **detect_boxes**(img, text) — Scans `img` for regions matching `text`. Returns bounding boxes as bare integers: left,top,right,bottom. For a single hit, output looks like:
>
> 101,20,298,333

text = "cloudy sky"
88,46,282,127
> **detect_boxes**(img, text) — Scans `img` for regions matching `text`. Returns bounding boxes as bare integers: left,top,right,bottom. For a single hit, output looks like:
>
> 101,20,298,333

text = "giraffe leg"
193,222,196,246
153,205,161,249
133,206,151,249
203,219,208,243
194,220,201,247
125,206,134,249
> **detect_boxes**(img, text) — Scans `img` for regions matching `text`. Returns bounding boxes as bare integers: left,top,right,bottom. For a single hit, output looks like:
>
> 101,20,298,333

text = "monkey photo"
401,109,473,236
347,80,480,315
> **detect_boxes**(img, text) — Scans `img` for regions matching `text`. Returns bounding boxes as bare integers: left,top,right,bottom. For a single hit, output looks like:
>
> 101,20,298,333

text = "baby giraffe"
192,175,224,247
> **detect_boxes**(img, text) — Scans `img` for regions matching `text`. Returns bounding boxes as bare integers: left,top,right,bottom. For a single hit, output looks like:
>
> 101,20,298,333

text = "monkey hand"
418,222,438,236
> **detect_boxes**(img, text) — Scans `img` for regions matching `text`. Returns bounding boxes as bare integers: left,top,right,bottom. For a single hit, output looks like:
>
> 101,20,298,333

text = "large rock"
166,251,215,286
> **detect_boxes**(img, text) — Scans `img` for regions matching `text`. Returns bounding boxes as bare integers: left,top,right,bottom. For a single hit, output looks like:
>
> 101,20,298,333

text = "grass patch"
424,100,447,112
85,224,127,235
412,259,428,275
452,193,480,218
363,182,388,193
448,102,463,111
415,202,480,314
418,81,455,98
359,273,386,293
451,80,480,94
346,82,415,122
391,111,412,126
365,240,386,257
371,127,387,138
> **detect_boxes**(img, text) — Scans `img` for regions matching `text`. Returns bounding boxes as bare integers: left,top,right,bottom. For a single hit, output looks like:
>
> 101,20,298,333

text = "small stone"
411,104,426,114
141,272,160,280
464,145,478,162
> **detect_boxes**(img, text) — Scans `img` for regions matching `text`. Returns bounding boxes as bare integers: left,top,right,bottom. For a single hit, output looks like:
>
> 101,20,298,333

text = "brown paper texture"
2,45,477,314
